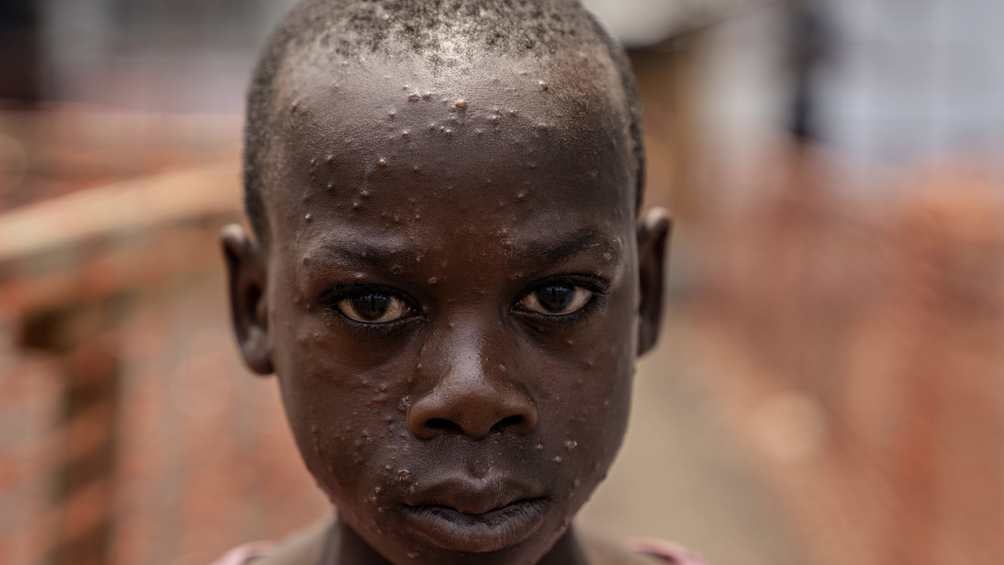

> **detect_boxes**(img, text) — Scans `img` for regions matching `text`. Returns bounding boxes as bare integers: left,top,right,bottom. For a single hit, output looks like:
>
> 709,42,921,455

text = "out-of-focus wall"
0,163,330,565
681,2,1004,564
38,0,296,111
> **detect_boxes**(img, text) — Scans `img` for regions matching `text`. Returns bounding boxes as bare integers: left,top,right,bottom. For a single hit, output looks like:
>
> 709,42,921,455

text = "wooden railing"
0,161,240,565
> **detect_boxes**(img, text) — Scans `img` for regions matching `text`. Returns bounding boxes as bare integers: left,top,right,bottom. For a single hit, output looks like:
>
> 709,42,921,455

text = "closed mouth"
401,497,549,553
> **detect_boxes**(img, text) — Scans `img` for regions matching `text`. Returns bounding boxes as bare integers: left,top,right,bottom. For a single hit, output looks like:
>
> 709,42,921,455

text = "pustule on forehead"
270,48,633,204
279,47,627,134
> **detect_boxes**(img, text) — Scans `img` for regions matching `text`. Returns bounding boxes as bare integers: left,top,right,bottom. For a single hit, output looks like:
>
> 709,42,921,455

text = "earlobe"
222,224,274,376
636,208,672,357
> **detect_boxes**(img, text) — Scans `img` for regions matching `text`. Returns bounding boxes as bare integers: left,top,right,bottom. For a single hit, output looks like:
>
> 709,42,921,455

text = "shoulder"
583,532,707,565
211,543,273,565
211,519,330,565
627,538,707,565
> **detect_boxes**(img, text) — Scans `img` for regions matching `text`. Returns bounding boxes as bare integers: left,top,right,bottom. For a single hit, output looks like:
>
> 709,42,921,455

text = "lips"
400,477,549,553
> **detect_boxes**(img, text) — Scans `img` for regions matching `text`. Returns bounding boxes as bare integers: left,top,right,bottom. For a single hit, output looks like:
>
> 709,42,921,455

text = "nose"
407,343,537,440
408,382,538,440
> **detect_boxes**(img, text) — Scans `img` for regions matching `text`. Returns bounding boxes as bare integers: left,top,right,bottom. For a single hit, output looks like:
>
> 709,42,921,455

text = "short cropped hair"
244,0,645,240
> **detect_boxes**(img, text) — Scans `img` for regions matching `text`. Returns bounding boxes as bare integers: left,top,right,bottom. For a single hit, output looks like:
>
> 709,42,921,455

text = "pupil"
537,285,574,312
352,293,390,321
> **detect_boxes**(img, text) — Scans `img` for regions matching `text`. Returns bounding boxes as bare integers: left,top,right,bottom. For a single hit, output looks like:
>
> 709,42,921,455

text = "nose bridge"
408,317,537,440
449,323,489,386
422,311,497,386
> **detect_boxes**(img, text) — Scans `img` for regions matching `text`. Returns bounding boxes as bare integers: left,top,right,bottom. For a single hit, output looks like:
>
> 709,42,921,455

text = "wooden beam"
0,160,240,268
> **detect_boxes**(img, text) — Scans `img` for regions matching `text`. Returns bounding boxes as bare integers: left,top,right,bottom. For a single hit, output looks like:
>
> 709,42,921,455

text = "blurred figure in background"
0,1,41,104
783,0,832,146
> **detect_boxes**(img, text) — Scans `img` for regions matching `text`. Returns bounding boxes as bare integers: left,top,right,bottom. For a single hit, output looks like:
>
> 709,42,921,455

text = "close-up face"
226,45,668,565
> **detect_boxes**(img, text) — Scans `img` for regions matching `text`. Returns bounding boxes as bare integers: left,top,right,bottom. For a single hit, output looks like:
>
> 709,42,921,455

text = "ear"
636,208,672,357
222,224,274,375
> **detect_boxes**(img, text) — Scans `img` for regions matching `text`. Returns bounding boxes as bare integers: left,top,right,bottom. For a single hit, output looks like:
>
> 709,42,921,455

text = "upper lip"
402,476,545,515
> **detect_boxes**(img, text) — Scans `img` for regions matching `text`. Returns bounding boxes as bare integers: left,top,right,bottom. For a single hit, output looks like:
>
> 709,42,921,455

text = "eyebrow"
518,228,618,265
304,239,419,271
302,228,618,272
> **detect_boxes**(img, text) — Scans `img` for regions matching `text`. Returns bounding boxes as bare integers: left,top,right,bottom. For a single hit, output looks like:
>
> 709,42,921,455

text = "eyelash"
318,284,422,333
512,275,608,323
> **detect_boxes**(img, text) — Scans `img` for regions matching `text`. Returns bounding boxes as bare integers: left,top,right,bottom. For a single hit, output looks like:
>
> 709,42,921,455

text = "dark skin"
224,46,670,565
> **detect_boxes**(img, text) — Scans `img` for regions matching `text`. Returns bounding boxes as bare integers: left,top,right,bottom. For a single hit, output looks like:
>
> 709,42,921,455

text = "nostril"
425,418,463,434
491,415,525,433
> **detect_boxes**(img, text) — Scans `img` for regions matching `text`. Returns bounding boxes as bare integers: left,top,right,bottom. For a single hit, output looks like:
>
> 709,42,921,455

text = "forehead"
263,47,634,254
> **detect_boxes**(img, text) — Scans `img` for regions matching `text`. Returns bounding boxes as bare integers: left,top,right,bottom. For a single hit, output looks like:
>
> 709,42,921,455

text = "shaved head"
243,0,644,241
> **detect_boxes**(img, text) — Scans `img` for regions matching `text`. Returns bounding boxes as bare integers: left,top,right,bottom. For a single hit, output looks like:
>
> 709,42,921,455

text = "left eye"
516,284,594,316
336,292,412,324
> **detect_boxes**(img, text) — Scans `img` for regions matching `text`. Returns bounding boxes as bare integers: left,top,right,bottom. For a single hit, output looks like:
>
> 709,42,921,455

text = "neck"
320,521,389,565
537,527,590,565
321,520,588,565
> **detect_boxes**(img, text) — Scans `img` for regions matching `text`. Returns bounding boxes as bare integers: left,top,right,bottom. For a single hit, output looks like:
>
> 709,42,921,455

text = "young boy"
219,1,691,563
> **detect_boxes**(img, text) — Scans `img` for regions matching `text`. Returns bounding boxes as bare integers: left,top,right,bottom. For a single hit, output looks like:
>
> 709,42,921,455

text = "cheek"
277,351,424,540
532,291,638,500
271,301,417,512
558,345,633,467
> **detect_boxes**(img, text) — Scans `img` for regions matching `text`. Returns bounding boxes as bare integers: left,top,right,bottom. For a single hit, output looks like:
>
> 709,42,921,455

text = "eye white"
518,287,594,316
337,295,410,323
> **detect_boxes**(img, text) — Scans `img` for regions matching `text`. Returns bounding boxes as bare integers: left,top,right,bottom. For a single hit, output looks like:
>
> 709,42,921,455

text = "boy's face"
225,50,669,565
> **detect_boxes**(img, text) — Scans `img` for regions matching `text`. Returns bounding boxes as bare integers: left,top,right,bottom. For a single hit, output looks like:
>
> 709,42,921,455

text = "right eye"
335,292,413,324
517,284,594,317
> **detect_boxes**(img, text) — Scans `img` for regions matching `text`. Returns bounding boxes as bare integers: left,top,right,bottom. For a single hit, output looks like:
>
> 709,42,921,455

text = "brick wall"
1,223,328,565
691,157,1004,565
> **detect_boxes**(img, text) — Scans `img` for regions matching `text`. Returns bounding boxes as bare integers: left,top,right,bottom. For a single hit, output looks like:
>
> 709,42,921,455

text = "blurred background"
1,1,1002,564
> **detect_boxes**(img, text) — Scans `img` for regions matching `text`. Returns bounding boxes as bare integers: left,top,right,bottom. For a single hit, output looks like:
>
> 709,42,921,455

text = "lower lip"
401,498,549,553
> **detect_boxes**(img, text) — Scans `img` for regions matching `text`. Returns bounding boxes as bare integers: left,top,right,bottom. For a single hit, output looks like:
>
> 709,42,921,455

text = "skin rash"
223,47,670,565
